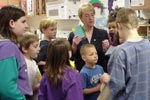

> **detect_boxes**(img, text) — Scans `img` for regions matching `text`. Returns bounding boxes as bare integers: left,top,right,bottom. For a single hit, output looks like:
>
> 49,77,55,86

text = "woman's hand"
72,36,82,53
72,36,82,46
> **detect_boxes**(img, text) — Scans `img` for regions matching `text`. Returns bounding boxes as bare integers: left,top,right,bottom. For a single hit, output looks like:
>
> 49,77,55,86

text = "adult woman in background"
68,3,109,72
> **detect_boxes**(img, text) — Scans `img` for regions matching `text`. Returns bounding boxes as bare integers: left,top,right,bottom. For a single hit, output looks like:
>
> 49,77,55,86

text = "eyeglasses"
82,14,95,19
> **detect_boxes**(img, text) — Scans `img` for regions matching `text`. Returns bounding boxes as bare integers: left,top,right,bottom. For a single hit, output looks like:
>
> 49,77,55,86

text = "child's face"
68,51,72,59
10,16,28,38
108,21,118,34
82,47,98,66
43,25,57,40
26,41,40,59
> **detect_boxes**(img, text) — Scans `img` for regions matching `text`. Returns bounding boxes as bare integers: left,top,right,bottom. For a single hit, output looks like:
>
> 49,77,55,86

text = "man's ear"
9,19,15,28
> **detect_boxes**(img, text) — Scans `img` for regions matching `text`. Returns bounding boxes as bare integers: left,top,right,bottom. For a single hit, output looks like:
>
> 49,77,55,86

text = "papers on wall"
131,0,144,6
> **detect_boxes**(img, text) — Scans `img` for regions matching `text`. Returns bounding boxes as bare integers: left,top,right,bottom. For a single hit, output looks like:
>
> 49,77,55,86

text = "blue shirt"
80,65,104,100
108,39,150,100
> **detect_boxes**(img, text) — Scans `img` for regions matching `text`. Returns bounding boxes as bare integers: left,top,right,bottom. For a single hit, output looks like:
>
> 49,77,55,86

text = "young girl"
108,11,120,46
35,18,57,74
108,7,124,46
19,33,41,100
38,38,83,100
0,5,32,99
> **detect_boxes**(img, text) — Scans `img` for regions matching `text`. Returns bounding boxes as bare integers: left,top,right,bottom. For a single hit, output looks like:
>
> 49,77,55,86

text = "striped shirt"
108,39,150,100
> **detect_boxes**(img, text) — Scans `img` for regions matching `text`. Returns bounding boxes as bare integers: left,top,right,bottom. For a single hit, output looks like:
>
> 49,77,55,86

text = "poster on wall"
21,0,36,15
131,0,144,6
88,0,108,29
87,0,125,30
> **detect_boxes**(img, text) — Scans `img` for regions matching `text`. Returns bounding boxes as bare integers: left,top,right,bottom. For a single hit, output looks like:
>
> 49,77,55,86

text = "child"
38,38,83,100
105,8,122,59
108,10,120,46
35,18,57,74
19,33,41,100
108,7,124,46
80,43,106,100
0,5,32,99
108,8,150,100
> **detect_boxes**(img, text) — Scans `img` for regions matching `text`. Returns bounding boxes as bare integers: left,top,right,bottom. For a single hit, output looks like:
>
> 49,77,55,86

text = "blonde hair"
116,8,138,29
39,18,57,33
78,3,95,19
80,44,95,56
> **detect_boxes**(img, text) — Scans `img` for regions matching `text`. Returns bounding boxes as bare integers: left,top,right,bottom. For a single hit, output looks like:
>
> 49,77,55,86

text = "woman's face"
80,9,95,27
108,21,118,34
10,16,28,38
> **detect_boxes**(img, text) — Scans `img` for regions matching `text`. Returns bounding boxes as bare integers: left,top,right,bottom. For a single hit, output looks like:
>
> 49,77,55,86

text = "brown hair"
116,8,138,29
108,7,122,23
45,38,71,88
19,33,39,53
80,43,95,56
0,5,26,43
39,18,57,33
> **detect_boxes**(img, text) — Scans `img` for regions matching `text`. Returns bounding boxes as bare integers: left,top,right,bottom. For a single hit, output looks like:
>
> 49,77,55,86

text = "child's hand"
102,39,110,52
100,73,110,84
95,83,101,92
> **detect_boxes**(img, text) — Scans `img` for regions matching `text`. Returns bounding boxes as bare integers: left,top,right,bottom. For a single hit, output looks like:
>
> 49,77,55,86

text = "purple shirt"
0,40,32,99
39,68,84,100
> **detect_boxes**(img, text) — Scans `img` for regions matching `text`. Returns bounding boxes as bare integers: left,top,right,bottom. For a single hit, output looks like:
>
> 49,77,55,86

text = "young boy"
80,44,105,100
35,18,57,74
19,33,41,100
107,8,150,100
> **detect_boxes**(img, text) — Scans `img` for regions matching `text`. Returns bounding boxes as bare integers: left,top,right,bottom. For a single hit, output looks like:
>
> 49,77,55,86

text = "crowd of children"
1,2,150,100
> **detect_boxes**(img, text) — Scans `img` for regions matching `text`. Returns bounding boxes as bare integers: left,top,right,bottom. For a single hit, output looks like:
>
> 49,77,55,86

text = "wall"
27,15,79,39
27,0,127,39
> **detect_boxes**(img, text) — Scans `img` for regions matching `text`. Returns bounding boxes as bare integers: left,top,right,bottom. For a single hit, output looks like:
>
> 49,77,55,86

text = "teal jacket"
0,39,32,100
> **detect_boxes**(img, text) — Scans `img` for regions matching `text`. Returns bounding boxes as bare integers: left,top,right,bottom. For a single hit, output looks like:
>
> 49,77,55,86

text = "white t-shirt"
25,58,41,100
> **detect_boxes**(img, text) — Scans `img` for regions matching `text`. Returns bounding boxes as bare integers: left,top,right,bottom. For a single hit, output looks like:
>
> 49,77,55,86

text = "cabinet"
0,0,7,6
131,0,150,10
20,0,46,16
8,0,20,6
138,25,150,38
35,0,46,15
0,0,20,6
